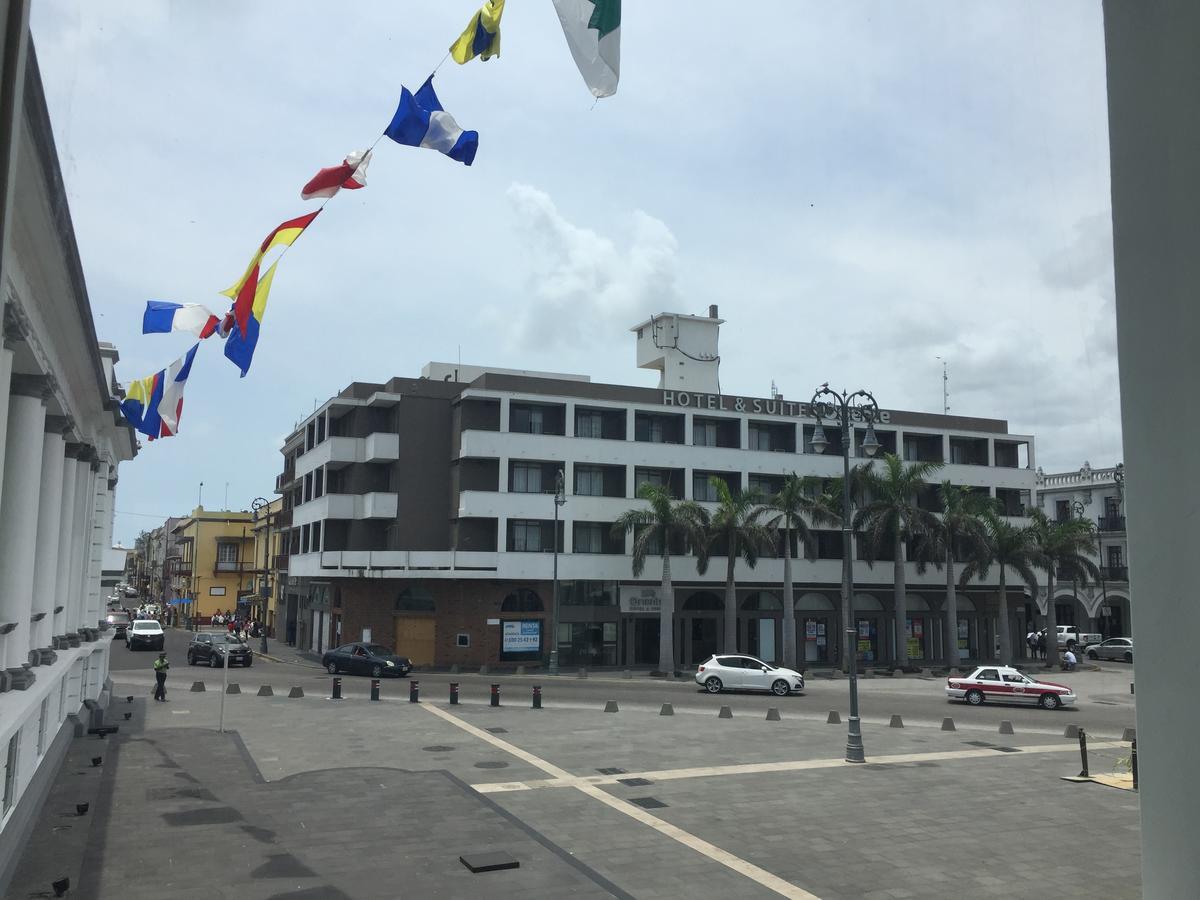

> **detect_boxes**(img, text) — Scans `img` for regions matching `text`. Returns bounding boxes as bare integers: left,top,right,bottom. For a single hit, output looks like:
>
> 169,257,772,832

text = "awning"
168,597,189,605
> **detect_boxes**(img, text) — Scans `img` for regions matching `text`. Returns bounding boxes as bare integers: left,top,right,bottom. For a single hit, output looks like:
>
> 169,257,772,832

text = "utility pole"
935,357,949,414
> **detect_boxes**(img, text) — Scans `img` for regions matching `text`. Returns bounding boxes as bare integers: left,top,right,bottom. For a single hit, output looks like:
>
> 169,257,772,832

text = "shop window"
501,588,544,613
682,591,723,611
741,592,782,611
396,587,435,612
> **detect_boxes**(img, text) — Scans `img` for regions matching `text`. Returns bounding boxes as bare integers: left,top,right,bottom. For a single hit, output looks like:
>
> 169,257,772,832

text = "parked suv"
126,620,164,651
187,632,253,668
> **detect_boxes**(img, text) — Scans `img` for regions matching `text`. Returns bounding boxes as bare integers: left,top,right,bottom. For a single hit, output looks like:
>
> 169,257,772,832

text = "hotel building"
277,309,1037,670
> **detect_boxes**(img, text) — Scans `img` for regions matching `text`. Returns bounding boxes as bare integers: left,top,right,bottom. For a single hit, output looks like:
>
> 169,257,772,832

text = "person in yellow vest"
153,652,169,702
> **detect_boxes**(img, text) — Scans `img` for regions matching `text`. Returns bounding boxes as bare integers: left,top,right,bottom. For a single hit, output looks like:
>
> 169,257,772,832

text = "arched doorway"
853,593,884,664
680,591,723,665
740,592,782,662
1099,593,1130,639
795,592,835,664
904,594,931,663
956,595,978,661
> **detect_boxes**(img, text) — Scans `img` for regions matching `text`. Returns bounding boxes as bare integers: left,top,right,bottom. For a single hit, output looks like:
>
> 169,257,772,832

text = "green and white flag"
552,0,620,98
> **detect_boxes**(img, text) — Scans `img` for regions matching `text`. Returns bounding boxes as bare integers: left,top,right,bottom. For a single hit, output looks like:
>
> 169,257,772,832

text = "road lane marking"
421,702,823,900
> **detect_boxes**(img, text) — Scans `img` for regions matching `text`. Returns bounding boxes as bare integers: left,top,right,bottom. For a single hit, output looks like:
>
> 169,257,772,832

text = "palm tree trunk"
724,548,737,652
1043,571,1058,668
782,526,796,669
658,552,675,676
997,569,1012,666
893,529,908,670
943,547,959,669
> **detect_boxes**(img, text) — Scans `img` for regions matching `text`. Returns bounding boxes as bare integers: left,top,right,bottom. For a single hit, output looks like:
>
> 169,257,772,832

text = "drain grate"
963,740,994,748
617,777,652,786
421,745,457,752
629,796,668,810
993,746,1022,753
473,761,509,769
596,767,627,775
485,727,509,734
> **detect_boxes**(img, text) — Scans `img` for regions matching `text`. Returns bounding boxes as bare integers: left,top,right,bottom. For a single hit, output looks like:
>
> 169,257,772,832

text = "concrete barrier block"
190,681,205,692
257,685,273,697
999,720,1014,735
1122,727,1136,742
766,707,781,722
478,665,488,676
623,669,632,679
577,668,588,679
450,663,459,674
604,700,619,713
516,665,526,676
826,710,841,724
659,702,674,716
1064,723,1080,739
941,717,956,732
889,714,903,728
288,686,304,698
718,706,733,719
226,683,241,694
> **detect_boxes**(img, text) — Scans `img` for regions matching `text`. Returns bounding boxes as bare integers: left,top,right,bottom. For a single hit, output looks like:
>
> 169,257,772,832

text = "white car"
945,665,1076,709
126,620,165,651
695,655,805,696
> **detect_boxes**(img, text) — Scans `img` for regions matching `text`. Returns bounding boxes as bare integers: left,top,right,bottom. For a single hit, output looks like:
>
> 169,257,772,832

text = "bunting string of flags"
123,0,621,442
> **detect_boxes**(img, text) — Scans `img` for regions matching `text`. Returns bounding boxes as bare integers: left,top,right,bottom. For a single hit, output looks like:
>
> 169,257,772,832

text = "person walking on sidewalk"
153,652,170,702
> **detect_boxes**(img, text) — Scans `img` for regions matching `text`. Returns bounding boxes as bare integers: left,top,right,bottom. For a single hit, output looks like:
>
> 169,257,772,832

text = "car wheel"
1087,650,1098,660
245,660,252,668
966,689,985,706
187,653,194,666
704,676,723,694
1124,652,1133,663
1040,693,1061,710
209,655,219,668
771,679,790,697
326,662,338,674
370,665,383,678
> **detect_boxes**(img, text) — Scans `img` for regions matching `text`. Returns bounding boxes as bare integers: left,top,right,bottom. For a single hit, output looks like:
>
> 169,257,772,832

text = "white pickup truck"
1047,625,1102,651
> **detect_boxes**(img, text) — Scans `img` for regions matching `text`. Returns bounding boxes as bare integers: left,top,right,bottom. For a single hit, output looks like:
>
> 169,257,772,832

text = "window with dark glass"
510,520,542,552
575,465,604,496
512,463,542,493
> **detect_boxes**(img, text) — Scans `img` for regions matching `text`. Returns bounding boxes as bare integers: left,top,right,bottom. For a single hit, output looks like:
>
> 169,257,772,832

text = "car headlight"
385,660,395,667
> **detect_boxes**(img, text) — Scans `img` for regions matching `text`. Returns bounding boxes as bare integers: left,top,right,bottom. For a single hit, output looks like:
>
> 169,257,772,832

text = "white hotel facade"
0,23,137,892
279,309,1038,671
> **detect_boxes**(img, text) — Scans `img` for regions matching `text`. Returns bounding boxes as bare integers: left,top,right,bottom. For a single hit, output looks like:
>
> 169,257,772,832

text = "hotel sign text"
661,391,892,423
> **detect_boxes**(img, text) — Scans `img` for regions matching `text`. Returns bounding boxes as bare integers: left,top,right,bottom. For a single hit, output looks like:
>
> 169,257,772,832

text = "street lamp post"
251,497,271,654
548,469,567,675
809,384,881,765
1071,499,1087,621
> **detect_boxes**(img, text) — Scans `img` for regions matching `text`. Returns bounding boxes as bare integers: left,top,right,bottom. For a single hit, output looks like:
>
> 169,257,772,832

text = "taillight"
698,666,705,672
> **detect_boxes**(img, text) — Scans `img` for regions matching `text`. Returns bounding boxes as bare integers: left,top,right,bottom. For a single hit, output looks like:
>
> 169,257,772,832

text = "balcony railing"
214,561,254,573
1097,515,1126,532
1101,565,1129,581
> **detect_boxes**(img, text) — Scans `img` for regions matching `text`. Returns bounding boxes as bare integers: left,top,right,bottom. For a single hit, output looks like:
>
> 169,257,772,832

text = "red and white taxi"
945,665,1076,710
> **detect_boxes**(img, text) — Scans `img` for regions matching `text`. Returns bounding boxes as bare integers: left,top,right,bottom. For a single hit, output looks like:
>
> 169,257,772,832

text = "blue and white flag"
384,76,478,166
142,301,221,339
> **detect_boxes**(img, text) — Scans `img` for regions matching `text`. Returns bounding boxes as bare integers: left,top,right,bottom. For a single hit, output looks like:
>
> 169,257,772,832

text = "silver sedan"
1085,637,1133,663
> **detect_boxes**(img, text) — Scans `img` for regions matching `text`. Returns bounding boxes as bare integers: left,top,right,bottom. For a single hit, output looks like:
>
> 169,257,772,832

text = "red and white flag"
300,149,371,200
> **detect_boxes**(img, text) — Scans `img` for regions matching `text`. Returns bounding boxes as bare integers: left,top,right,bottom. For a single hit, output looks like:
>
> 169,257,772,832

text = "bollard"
1130,681,1134,695
941,717,956,732
1078,728,1090,777
604,700,618,713
1064,723,1080,739
257,685,273,697
623,669,632,679
288,686,304,698
409,680,420,703
479,664,489,676
1131,740,1138,790
659,702,674,716
226,683,241,695
577,667,587,679
999,720,1014,735
826,710,841,724
370,679,381,702
449,682,460,705
516,665,526,676
889,714,904,728
718,706,733,719
532,685,541,709
491,683,500,707
766,707,781,722
331,677,342,701
190,681,206,692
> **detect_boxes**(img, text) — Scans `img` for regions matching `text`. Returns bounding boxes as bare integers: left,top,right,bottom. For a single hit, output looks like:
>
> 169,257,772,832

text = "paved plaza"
9,657,1141,900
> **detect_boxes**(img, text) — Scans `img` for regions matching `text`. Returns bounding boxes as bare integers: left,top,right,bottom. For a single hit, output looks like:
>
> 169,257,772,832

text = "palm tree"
1029,509,1102,667
611,483,710,675
706,477,773,653
928,482,993,668
763,474,838,669
959,509,1040,666
854,453,942,670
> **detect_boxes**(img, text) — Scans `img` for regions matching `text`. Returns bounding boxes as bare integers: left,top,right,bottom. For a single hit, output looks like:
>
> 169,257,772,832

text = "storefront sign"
502,620,541,653
805,620,817,638
661,390,892,423
620,585,662,614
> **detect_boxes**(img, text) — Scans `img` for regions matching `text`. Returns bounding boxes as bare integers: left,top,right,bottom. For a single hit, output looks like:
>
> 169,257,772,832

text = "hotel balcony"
1101,566,1129,582
294,491,399,524
294,433,400,476
1097,515,1126,532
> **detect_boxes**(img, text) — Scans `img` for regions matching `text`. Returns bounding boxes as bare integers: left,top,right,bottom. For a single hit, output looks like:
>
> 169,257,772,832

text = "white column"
52,449,78,637
0,388,48,670
30,428,65,648
66,457,91,633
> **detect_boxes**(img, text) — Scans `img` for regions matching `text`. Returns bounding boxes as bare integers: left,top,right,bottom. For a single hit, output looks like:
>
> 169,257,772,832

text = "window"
510,520,543,552
716,656,742,668
574,522,605,554
574,466,604,497
216,543,239,571
1055,500,1070,522
576,411,603,438
456,633,471,648
512,406,544,434
693,419,717,447
311,522,321,552
977,669,1000,681
1108,546,1124,568
3,731,18,814
693,474,718,502
639,417,665,442
748,425,771,451
635,468,666,490
37,697,49,756
512,464,542,493
501,588,544,612
396,588,435,612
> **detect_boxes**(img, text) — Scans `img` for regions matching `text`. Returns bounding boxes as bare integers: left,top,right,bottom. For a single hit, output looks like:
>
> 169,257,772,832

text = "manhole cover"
486,727,509,734
993,746,1022,753
473,761,509,769
596,767,627,775
629,797,668,810
617,777,652,786
422,745,457,752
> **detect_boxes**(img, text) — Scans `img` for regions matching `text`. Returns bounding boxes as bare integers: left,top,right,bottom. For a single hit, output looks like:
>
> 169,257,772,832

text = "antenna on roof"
935,357,949,414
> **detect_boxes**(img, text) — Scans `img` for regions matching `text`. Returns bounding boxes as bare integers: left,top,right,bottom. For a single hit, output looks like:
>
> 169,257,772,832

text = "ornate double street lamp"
809,384,881,764
251,497,272,654
548,469,567,675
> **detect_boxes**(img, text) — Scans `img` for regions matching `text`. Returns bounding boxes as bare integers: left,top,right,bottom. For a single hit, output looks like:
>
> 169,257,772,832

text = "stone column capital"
44,414,73,435
9,372,52,401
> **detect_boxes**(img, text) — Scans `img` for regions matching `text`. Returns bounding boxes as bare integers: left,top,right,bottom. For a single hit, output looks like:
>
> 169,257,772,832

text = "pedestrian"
1026,629,1037,658
153,652,169,702
1036,631,1046,660
1062,648,1078,672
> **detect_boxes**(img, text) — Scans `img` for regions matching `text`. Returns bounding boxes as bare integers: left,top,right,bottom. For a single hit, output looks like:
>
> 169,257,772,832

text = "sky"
27,1,1120,546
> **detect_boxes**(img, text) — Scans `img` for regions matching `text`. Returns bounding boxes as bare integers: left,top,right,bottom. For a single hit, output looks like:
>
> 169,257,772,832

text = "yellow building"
170,507,255,625
248,496,286,635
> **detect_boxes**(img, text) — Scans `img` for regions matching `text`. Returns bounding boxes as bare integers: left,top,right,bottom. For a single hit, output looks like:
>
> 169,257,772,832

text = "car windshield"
107,613,129,622
132,622,160,631
364,645,393,657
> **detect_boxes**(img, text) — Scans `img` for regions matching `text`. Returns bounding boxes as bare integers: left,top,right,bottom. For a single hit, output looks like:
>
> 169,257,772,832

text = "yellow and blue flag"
450,0,504,64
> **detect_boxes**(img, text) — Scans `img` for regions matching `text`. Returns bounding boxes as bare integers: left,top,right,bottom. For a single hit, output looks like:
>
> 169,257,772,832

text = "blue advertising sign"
502,619,541,653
